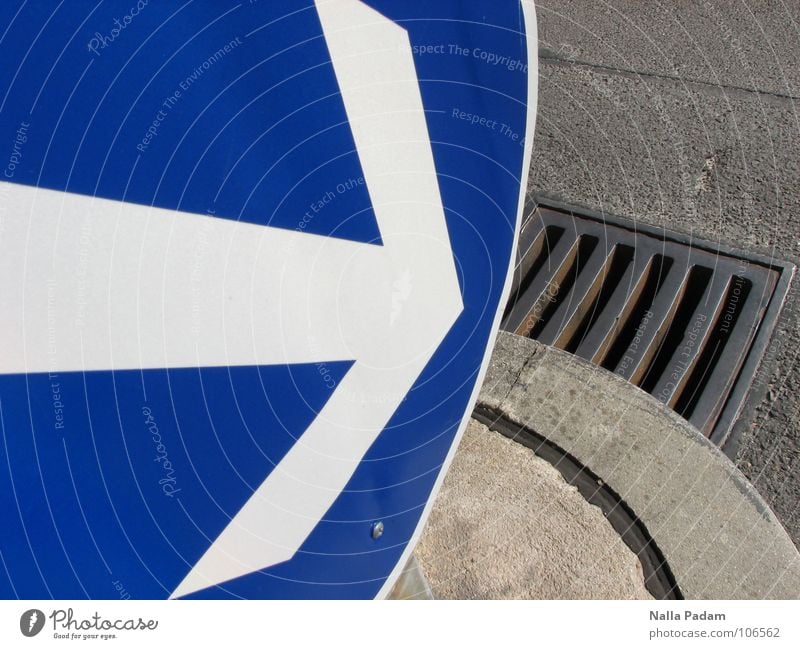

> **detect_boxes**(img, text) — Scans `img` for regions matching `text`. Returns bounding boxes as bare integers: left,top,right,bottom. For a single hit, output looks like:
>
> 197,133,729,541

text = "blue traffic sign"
0,0,537,598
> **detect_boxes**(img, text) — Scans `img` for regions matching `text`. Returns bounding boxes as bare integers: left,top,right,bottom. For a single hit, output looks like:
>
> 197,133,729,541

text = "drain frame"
504,195,796,457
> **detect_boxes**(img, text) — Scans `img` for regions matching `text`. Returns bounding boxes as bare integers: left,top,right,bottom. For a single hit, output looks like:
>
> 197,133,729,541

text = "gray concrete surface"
415,418,652,600
387,556,434,600
478,332,800,599
529,0,800,547
537,0,800,97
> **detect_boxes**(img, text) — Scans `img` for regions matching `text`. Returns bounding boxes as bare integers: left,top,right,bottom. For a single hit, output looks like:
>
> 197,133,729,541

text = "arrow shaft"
0,180,378,374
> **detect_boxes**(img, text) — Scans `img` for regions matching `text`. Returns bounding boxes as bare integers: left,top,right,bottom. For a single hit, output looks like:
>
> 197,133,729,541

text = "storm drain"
502,198,794,452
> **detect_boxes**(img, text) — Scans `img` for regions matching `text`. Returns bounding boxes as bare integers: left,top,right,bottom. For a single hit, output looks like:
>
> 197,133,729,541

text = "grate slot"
536,237,612,347
561,244,636,354
505,221,559,314
600,255,674,376
574,251,658,363
639,266,715,395
613,263,694,385
502,226,566,331
646,273,733,409
527,235,599,340
684,276,757,434
504,232,578,336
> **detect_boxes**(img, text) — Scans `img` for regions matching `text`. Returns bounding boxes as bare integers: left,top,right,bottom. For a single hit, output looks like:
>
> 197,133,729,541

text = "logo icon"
19,609,45,637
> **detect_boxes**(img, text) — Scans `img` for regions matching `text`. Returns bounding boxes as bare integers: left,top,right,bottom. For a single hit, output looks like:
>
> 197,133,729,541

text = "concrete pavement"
415,334,800,599
415,418,653,600
529,0,800,546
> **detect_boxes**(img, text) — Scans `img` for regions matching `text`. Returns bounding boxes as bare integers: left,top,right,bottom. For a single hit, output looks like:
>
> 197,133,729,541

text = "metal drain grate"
502,198,795,452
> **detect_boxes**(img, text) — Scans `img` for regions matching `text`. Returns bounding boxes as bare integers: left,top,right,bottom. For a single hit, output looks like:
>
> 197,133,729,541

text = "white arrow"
0,0,463,597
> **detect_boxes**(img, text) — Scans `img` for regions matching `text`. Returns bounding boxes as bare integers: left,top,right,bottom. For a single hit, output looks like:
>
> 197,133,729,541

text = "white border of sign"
376,0,539,599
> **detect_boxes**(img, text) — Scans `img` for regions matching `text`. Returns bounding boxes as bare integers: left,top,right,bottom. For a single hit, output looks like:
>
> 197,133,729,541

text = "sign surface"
0,0,537,598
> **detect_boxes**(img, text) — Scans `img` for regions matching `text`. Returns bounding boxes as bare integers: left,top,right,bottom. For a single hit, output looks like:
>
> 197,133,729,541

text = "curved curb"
472,407,680,599
478,332,800,599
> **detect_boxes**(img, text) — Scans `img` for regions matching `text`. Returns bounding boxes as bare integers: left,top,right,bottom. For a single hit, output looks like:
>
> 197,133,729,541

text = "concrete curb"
478,332,800,599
